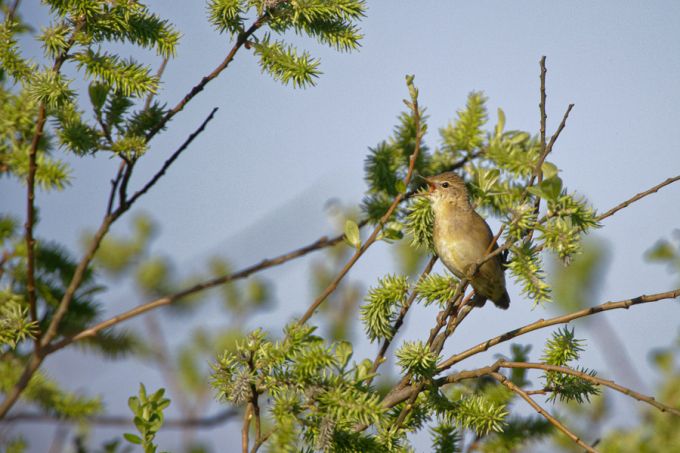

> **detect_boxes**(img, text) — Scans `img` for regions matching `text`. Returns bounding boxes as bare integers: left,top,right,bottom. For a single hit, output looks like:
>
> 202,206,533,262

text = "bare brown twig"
297,87,425,325
4,408,238,428
437,289,680,372
367,255,438,382
0,108,220,419
498,361,680,416
146,16,268,141
596,175,680,222
490,371,598,453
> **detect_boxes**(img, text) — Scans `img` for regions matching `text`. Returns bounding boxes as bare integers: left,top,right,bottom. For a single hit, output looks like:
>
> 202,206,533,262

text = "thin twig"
242,404,252,453
596,175,680,222
539,56,547,166
45,224,361,353
25,104,46,347
146,16,268,141
437,288,680,372
368,256,438,381
5,408,238,428
127,107,219,207
297,90,425,325
490,371,598,453
499,361,680,416
0,108,220,419
6,0,21,22
145,57,169,111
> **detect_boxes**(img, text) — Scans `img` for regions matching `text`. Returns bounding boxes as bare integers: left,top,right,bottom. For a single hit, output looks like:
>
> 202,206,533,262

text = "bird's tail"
492,290,510,310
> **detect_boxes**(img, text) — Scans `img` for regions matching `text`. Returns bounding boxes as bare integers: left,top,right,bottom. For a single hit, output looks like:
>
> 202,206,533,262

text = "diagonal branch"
297,86,425,325
44,227,359,353
0,109,220,420
5,408,238,428
146,15,268,141
596,175,680,222
498,361,680,417
367,255,438,383
437,289,680,373
490,371,598,453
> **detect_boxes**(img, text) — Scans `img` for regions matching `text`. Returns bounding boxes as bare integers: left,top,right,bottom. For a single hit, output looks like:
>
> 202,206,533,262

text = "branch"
539,56,547,164
127,107,219,207
0,109,220,419
368,255,438,381
146,16,268,141
242,403,253,453
44,224,362,353
596,175,680,222
499,361,680,417
297,85,425,325
437,289,680,372
25,104,46,346
490,371,598,453
4,408,238,429
6,0,21,22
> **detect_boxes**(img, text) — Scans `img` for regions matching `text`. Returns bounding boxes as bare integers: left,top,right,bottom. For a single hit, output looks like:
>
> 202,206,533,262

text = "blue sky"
3,1,680,451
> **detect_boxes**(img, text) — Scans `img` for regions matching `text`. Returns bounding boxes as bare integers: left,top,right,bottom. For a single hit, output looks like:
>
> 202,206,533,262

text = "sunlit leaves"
440,91,487,154
360,274,409,342
396,340,439,378
415,273,458,307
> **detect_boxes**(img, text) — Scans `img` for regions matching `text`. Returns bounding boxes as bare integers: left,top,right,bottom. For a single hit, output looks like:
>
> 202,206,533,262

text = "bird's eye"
442,182,450,188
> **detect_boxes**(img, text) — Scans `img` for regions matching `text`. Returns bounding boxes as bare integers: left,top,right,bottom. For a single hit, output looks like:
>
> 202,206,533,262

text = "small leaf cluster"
211,324,392,451
431,388,509,437
507,242,551,304
360,274,409,342
208,0,366,88
124,384,171,453
405,192,435,251
0,292,38,349
415,273,459,307
396,340,439,379
541,327,600,404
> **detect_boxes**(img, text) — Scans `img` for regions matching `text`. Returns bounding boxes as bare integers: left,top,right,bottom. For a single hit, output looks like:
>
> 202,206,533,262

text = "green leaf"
528,176,563,201
344,219,361,249
541,161,558,179
124,433,142,445
88,81,109,113
495,108,505,138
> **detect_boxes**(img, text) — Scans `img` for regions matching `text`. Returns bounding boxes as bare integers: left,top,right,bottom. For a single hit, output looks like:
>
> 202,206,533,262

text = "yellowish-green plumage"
424,172,510,309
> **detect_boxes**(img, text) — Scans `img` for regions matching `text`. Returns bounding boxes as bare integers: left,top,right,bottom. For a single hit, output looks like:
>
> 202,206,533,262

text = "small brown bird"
422,172,510,309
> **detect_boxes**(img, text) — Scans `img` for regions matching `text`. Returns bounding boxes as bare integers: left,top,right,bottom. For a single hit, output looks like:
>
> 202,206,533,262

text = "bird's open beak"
419,175,437,193
413,175,436,198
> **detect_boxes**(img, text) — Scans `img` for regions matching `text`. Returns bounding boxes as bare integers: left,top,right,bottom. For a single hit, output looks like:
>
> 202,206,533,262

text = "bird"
421,171,510,309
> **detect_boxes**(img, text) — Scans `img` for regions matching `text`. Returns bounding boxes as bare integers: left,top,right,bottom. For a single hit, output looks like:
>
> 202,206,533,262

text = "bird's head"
420,172,469,205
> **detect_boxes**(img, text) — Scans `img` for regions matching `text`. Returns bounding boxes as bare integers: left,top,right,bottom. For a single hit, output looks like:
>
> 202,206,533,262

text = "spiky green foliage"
440,91,487,155
447,395,508,436
360,274,409,342
0,292,38,349
415,273,459,307
73,50,158,97
207,0,244,35
405,193,435,250
541,328,600,404
211,324,389,451
124,384,171,453
507,242,550,304
253,35,321,88
396,340,439,378
430,422,462,453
